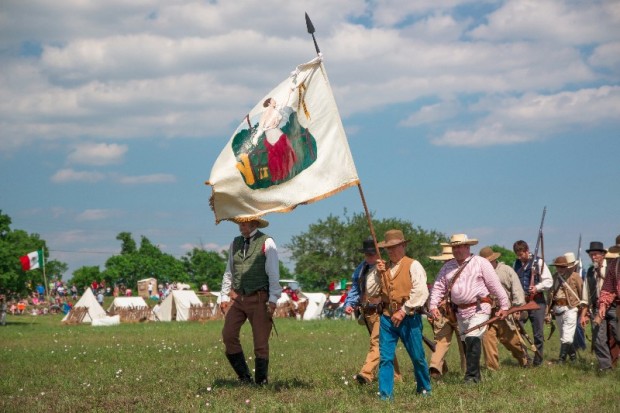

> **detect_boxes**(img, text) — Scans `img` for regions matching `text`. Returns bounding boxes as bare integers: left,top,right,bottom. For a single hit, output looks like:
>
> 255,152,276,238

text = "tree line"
0,209,517,297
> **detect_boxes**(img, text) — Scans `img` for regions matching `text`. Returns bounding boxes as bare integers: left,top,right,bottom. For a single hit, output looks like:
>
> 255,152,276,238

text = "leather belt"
457,296,493,309
361,303,379,315
526,292,544,303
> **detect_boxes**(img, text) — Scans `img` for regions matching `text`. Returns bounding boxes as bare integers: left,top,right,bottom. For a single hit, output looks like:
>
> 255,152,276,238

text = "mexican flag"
329,279,347,291
20,250,43,271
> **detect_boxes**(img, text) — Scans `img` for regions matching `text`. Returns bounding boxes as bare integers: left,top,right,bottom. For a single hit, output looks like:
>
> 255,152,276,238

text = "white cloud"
432,86,620,146
76,209,122,221
0,0,618,153
117,173,176,184
400,100,461,126
432,122,532,147
50,168,105,183
469,0,620,44
67,142,127,165
589,41,620,74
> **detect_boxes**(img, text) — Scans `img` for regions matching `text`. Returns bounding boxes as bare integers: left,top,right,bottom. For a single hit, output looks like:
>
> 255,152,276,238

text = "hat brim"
377,239,409,248
551,261,578,268
586,248,607,254
358,248,378,254
450,239,478,246
231,217,269,228
608,245,620,254
429,254,454,261
482,252,501,262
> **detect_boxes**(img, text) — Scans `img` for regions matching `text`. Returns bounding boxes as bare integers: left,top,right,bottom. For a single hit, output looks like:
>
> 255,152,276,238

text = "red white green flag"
20,250,43,271
329,278,348,291
206,55,359,223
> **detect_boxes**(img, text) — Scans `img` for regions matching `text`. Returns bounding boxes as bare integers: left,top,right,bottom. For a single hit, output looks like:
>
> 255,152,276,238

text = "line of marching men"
343,231,619,400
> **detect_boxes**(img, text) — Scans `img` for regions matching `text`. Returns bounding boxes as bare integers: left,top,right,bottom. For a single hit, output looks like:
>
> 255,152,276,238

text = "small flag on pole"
206,55,359,223
20,250,43,271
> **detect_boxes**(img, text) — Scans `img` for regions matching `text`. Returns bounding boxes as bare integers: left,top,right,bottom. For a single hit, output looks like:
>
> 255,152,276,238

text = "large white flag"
206,56,359,223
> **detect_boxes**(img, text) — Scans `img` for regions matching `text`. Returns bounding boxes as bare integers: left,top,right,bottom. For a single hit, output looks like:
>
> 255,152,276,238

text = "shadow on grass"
203,377,313,392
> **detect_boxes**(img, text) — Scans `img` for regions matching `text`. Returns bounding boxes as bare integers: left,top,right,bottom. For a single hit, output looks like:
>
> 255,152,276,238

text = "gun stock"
463,301,540,334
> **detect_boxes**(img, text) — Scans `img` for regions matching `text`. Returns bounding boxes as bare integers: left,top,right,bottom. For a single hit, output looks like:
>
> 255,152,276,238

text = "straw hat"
377,229,409,248
231,217,269,228
429,243,454,261
551,252,578,268
608,235,620,254
606,251,619,259
479,246,501,262
449,233,478,246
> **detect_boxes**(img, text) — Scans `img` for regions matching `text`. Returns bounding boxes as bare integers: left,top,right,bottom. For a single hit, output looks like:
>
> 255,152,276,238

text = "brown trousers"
359,312,402,382
482,319,527,370
222,291,272,359
429,316,466,374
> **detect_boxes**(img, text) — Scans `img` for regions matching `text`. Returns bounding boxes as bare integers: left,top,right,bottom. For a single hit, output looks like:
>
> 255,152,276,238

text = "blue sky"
1,0,619,278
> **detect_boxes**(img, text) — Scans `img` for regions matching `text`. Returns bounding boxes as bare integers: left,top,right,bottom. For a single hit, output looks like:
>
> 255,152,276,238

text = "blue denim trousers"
378,313,431,399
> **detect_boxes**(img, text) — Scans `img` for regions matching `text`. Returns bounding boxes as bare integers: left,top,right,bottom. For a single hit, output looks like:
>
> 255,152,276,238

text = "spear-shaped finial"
305,12,321,55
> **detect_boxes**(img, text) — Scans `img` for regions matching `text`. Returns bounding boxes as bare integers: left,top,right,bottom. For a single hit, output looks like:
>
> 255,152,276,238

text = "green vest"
231,231,270,295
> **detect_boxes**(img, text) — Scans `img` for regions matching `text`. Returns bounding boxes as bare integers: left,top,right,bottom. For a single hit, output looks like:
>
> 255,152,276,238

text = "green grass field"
1,313,618,413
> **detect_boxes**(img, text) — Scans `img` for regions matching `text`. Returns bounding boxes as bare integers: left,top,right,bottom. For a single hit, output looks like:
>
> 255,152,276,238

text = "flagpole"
305,13,321,55
42,247,50,303
357,184,381,256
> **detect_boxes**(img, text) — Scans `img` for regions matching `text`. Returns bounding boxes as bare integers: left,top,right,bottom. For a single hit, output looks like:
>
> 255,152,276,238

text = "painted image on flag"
207,56,359,223
232,92,317,189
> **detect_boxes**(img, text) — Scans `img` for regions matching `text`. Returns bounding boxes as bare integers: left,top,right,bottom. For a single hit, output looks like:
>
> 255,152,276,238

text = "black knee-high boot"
255,358,269,385
464,336,482,383
558,343,568,364
226,352,253,383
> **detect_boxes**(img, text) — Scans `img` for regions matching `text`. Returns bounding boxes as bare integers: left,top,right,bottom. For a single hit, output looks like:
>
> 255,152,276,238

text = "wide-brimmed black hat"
358,237,376,254
585,241,607,254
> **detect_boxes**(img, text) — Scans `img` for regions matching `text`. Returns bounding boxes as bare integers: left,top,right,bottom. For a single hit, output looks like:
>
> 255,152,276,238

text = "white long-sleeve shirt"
220,230,281,304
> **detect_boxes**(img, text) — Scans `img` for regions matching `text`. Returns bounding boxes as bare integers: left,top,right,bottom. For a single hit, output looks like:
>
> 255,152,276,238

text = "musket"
527,207,546,301
514,316,543,359
577,233,584,280
463,301,540,334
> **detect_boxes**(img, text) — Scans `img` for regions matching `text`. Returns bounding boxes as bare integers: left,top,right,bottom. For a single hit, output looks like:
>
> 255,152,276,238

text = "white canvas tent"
62,287,107,323
107,296,148,312
156,290,203,321
301,292,327,320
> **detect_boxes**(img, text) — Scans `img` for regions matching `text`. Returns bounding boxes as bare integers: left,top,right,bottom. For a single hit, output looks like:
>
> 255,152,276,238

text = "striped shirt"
599,258,619,311
429,255,510,319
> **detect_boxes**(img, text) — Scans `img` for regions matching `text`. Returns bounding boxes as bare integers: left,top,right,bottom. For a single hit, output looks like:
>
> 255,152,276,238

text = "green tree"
102,233,185,290
67,266,102,293
181,248,226,290
286,210,447,291
0,210,68,297
490,244,517,267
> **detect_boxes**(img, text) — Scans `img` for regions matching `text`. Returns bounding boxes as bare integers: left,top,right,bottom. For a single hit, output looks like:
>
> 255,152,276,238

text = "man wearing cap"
427,243,466,379
429,234,510,383
220,218,282,385
580,241,616,371
597,235,620,366
344,237,402,385
548,253,584,363
479,246,528,370
512,240,553,366
375,229,431,399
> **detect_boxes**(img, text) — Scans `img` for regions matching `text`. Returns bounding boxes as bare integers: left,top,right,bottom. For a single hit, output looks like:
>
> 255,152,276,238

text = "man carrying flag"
219,218,281,385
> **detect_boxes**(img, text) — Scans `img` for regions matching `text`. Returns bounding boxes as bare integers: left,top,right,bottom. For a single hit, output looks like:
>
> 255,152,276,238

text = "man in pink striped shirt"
429,234,510,383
